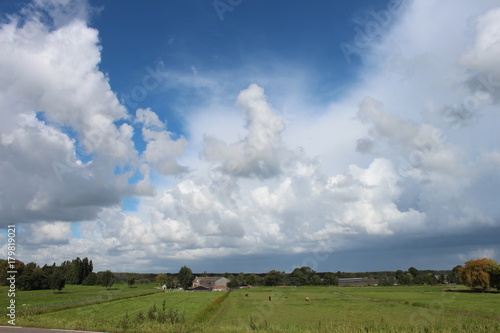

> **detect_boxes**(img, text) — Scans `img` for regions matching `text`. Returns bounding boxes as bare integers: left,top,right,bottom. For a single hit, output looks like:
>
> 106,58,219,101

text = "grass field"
18,289,223,331
4,285,500,332
1,283,160,312
212,286,500,331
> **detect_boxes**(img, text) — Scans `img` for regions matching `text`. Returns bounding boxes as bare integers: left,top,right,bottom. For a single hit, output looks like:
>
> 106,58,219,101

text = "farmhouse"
191,276,229,291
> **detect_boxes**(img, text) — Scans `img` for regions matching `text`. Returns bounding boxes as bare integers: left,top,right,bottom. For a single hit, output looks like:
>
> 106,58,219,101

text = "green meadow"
5,285,500,332
212,286,500,331
1,283,159,311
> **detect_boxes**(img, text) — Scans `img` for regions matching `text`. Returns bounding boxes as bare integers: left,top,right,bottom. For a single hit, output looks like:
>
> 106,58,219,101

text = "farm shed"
191,276,229,291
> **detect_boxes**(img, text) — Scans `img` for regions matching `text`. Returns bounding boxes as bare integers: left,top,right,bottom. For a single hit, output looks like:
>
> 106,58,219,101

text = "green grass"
7,285,500,332
329,285,500,319
0,282,158,310
17,289,223,331
212,286,500,330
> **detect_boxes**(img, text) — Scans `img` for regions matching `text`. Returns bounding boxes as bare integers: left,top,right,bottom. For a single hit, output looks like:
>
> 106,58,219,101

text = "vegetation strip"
193,291,231,323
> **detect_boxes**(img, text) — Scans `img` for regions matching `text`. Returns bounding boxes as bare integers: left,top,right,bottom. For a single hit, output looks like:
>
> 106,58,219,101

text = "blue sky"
1,0,500,274
89,0,383,131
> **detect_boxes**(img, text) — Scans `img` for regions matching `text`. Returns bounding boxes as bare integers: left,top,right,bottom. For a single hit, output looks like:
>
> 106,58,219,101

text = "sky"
0,0,499,274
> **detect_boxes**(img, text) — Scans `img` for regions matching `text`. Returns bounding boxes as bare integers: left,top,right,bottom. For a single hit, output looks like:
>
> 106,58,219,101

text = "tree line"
167,259,500,290
0,257,116,292
2,257,499,292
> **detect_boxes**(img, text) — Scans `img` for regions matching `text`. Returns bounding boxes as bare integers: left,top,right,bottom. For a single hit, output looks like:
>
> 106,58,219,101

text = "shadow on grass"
443,288,500,294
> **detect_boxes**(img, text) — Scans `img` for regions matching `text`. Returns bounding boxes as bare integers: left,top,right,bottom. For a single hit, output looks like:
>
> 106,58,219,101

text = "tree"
61,257,93,285
82,272,97,285
165,275,175,289
490,265,500,292
227,279,240,289
246,273,258,286
323,272,339,286
448,265,462,284
408,267,419,278
50,268,66,292
42,263,56,276
310,274,323,285
81,257,93,283
460,258,499,291
378,277,396,286
156,273,167,286
398,273,413,285
0,260,25,286
290,267,306,286
226,272,246,289
68,257,84,284
17,263,49,291
245,274,264,286
290,266,318,286
414,273,437,285
264,270,285,286
237,272,246,285
177,266,194,290
99,270,115,290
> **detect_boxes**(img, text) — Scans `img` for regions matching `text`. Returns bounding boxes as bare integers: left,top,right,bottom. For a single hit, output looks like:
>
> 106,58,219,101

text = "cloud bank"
1,0,499,273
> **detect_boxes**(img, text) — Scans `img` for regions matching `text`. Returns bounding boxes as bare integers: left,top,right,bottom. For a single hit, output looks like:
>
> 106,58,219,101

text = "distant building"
338,278,379,286
191,276,229,291
190,285,211,291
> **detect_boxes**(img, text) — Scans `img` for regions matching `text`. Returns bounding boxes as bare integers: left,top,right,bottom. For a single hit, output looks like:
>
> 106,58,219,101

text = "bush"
119,312,131,330
147,304,157,320
135,310,145,323
128,303,186,327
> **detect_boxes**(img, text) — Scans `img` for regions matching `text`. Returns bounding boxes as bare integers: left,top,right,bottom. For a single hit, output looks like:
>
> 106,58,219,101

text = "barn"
191,276,229,291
